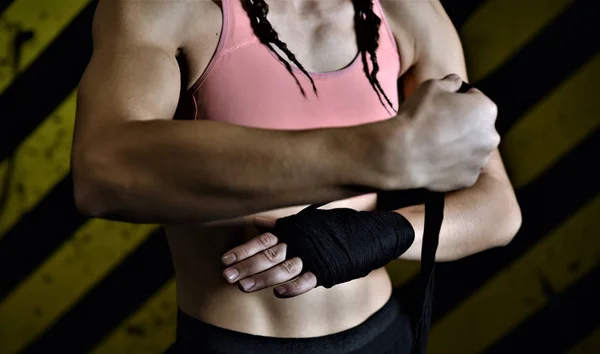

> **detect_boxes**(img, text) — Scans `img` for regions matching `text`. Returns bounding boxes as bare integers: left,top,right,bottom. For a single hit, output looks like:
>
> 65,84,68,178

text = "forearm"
395,171,522,261
73,119,381,224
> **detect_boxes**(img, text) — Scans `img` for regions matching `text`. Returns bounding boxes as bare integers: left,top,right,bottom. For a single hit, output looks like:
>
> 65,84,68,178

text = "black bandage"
273,204,415,288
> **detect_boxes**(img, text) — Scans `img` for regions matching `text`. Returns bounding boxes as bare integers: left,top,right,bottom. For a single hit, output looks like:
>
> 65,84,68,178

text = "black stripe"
23,228,174,354
417,127,599,323
440,0,487,29
0,1,96,161
485,265,600,354
0,0,15,15
0,175,87,301
476,0,599,136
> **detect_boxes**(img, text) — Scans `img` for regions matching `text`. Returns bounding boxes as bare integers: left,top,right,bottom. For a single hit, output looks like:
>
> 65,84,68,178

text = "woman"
72,0,521,353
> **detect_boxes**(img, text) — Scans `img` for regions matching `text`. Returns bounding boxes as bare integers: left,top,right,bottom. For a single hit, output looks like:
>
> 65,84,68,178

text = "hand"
374,74,500,192
220,217,318,298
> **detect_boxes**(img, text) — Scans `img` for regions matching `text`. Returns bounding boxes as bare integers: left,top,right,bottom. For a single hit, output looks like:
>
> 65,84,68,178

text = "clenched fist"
371,74,500,192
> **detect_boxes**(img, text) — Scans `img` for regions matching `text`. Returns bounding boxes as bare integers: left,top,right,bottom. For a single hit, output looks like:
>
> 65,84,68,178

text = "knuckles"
258,233,277,248
262,243,285,262
486,99,499,119
235,245,250,259
302,272,317,284
280,259,299,275
444,73,462,82
262,247,279,262
479,97,499,122
492,132,501,148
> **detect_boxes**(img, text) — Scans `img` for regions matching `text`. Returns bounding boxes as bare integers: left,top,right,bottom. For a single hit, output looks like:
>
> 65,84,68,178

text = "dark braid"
352,0,395,112
242,0,395,112
242,0,317,97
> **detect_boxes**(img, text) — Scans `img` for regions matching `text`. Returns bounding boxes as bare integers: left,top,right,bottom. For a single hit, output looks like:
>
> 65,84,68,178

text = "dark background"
0,0,598,353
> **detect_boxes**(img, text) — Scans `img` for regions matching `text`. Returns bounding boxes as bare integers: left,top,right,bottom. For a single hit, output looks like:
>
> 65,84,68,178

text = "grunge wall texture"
0,0,598,353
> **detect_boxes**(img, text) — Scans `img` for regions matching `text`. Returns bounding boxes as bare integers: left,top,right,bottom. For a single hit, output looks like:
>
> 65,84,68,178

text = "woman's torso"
166,0,411,338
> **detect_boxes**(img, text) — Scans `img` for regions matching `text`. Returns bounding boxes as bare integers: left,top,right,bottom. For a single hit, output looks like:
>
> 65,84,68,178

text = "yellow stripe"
0,91,75,238
0,0,91,235
460,0,574,82
0,221,158,353
0,0,89,93
428,195,600,354
91,280,177,354
567,326,600,354
502,55,600,188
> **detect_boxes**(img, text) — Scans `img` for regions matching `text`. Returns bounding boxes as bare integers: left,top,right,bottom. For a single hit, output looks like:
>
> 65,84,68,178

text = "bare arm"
386,1,522,261
72,1,390,224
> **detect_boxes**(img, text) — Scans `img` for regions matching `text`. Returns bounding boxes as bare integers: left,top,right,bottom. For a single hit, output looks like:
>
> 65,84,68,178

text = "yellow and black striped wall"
0,0,598,353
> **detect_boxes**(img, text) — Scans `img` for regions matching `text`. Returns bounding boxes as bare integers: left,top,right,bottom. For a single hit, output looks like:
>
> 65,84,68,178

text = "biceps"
77,44,181,132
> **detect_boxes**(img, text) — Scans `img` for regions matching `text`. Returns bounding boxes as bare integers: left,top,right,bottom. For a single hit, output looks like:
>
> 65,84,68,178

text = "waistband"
175,295,413,354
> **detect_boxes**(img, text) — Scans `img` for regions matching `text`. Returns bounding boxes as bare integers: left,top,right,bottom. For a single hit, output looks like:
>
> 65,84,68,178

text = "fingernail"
274,287,286,296
224,268,239,282
239,278,255,291
222,253,236,265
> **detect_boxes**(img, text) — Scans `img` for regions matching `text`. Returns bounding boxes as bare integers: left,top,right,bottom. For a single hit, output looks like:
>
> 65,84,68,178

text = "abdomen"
165,193,395,337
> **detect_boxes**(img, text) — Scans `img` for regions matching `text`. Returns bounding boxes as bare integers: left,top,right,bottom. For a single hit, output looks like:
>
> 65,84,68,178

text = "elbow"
72,174,108,219
71,144,123,219
444,196,522,262
493,198,523,248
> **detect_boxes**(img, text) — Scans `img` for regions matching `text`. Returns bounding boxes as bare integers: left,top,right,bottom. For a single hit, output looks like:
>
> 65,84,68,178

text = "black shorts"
174,295,414,354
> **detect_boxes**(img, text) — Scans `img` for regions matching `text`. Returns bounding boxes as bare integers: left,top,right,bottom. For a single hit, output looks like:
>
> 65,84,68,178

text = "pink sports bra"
174,0,402,130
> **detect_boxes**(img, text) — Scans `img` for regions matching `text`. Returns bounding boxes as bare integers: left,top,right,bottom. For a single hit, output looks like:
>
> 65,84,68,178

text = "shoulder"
93,0,217,52
378,0,462,69
379,1,449,27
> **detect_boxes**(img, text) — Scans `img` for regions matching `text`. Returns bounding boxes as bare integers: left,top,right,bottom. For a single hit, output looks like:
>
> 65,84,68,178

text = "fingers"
237,257,305,293
274,272,318,298
220,225,318,298
221,232,278,266
222,243,287,283
437,73,463,91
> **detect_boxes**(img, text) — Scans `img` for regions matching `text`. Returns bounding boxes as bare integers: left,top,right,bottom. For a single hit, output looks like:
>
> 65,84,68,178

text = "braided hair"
241,0,395,111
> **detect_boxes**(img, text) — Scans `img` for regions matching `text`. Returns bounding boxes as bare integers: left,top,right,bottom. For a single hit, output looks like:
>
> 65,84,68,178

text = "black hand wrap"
273,204,415,288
